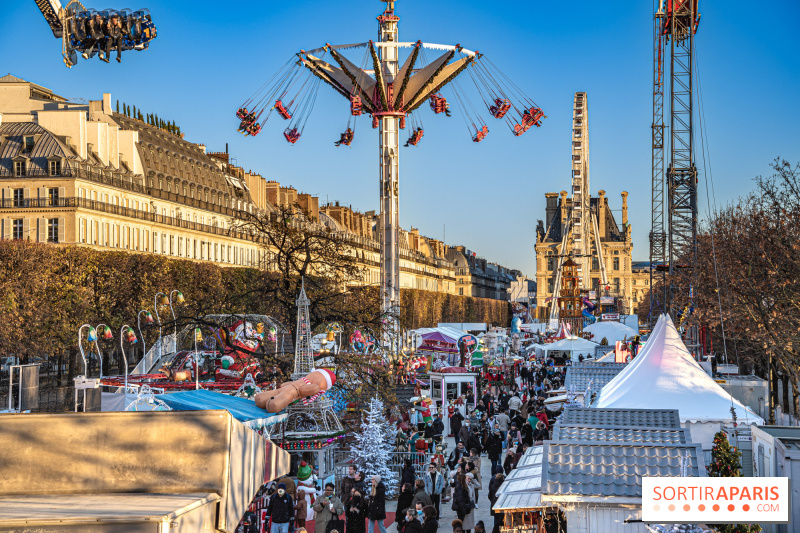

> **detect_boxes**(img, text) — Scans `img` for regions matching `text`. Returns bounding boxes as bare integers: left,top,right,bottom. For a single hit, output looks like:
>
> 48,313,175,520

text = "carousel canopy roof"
416,327,467,345
595,315,765,424
157,389,286,427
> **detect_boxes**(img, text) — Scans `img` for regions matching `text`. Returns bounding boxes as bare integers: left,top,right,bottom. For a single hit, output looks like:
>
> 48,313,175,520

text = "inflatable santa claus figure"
296,461,319,520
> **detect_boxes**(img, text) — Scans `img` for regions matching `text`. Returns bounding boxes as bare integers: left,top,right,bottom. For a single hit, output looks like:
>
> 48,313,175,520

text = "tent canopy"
595,315,764,424
584,321,638,344
415,327,467,345
157,389,287,427
543,337,598,352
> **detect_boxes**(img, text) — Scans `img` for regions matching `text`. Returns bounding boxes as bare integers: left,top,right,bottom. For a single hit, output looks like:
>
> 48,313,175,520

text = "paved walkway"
386,436,495,533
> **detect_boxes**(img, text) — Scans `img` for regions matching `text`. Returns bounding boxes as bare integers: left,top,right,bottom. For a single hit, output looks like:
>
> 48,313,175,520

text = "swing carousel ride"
236,8,544,147
236,0,546,354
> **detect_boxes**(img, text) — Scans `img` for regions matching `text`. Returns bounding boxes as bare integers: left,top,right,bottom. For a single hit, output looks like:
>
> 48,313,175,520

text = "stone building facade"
0,74,512,297
535,188,635,317
446,245,518,300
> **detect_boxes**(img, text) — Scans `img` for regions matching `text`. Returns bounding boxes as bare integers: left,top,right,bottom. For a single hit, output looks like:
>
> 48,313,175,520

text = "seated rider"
103,14,125,63
82,13,106,60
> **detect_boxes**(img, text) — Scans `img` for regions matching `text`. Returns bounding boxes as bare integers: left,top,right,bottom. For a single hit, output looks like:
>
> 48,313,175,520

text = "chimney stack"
621,191,629,225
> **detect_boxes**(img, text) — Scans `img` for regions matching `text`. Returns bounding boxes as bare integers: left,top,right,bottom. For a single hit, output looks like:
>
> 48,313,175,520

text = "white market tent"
595,314,764,447
584,321,638,344
540,337,598,362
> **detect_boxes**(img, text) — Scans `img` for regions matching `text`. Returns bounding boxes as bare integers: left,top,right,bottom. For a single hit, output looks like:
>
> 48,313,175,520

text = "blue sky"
3,0,798,277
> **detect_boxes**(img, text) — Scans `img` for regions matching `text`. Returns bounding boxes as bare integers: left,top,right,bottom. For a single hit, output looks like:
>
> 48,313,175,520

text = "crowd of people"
238,357,567,533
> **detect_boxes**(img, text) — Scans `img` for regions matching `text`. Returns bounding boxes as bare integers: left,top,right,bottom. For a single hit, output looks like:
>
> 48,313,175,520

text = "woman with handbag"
450,474,471,522
461,473,481,533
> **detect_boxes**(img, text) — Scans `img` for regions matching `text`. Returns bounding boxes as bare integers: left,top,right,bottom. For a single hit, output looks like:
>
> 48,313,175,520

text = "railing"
0,196,262,243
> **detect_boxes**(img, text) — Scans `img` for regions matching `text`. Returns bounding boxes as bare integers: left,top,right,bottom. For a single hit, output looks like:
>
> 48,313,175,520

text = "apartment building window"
47,218,59,243
13,188,25,207
613,277,620,293
48,187,59,206
12,219,23,240
613,257,620,271
14,161,26,177
592,256,599,271
547,257,554,271
49,160,61,176
458,288,464,296
23,136,35,154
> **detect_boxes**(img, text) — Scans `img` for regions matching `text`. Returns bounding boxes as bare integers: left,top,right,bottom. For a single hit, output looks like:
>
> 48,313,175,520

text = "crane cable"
695,42,732,365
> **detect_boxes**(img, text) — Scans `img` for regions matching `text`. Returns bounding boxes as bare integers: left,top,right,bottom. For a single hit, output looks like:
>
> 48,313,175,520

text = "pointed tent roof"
595,315,764,424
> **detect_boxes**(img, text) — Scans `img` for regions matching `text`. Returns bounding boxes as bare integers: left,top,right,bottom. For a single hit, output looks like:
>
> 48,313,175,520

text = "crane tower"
650,0,700,339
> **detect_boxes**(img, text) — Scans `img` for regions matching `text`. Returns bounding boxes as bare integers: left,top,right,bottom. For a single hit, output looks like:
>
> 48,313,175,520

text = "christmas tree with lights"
349,396,398,497
707,431,761,533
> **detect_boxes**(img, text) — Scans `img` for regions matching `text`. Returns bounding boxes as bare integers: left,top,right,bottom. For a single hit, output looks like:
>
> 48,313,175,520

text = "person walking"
401,459,416,489
450,409,465,444
402,509,423,533
313,483,344,533
366,475,387,533
411,479,432,509
450,474,471,522
462,473,481,533
346,489,367,533
466,461,481,508
396,483,414,526
423,463,444,516
447,441,467,469
421,505,438,533
341,465,357,508
488,474,505,533
294,489,308,529
494,410,511,447
485,429,503,474
267,483,294,533
507,393,522,419
457,423,471,448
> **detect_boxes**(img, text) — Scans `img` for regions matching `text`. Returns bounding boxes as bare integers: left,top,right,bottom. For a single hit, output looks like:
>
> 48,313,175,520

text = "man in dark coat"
447,441,468,469
485,430,503,474
266,483,294,533
466,429,482,456
450,409,465,443
432,414,445,437
367,475,387,533
341,465,357,508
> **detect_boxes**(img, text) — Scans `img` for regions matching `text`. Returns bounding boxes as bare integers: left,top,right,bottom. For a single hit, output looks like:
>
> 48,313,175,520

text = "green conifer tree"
137,110,143,121
116,100,119,113
133,105,137,119
707,431,761,533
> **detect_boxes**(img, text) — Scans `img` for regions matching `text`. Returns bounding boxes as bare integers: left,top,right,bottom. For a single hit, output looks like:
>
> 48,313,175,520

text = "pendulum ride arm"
35,0,64,37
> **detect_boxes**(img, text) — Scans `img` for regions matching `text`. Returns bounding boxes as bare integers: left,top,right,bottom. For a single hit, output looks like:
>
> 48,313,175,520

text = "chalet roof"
564,363,626,391
551,424,691,445
557,407,682,429
541,440,705,499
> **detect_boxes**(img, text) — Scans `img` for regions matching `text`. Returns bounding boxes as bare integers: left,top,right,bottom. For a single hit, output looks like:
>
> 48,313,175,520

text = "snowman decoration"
296,461,319,520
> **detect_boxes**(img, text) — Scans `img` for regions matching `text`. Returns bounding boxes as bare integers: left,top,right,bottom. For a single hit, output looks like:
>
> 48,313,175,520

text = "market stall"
539,337,599,363
429,370,477,435
595,314,764,449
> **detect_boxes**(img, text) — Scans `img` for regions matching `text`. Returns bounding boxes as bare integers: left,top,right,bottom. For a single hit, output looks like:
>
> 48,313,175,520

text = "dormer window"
23,136,35,155
49,159,62,176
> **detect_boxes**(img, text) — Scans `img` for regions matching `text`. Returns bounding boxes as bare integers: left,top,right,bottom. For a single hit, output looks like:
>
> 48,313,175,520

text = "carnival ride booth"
429,369,477,436
0,410,290,533
594,314,765,450
415,327,468,367
539,336,598,364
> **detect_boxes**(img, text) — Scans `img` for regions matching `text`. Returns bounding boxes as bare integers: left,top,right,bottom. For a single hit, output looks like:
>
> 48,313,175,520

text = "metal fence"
331,449,434,500
1,366,75,413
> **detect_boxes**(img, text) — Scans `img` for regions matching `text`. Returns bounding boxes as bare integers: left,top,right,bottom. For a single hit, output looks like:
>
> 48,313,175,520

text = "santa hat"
297,461,313,481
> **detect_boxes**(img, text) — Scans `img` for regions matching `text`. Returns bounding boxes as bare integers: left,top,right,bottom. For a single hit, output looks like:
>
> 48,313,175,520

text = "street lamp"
154,292,167,353
137,309,155,364
77,324,98,377
94,323,113,379
119,325,138,392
